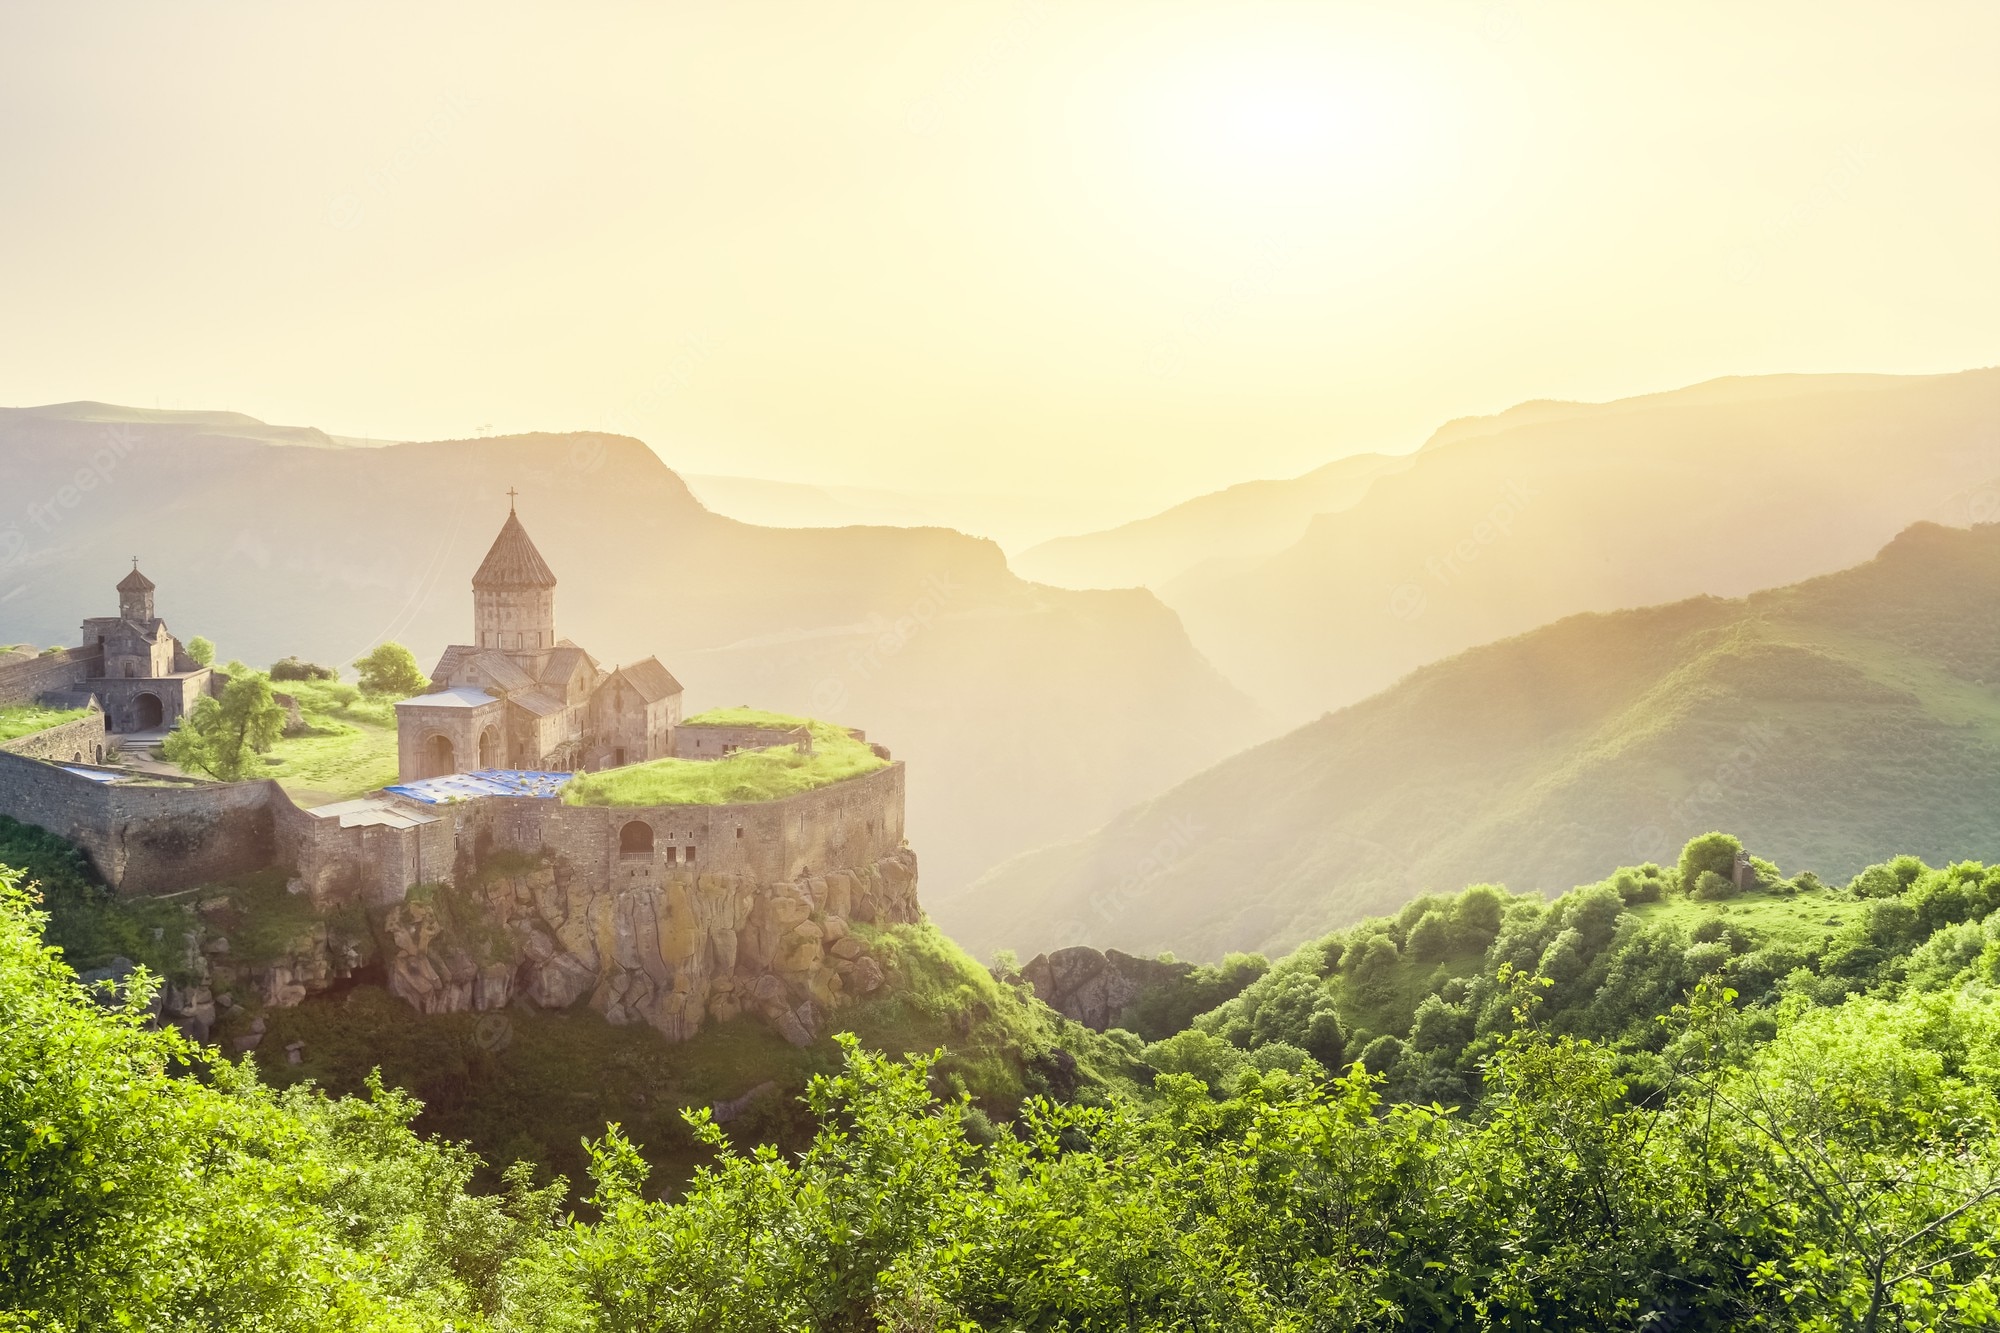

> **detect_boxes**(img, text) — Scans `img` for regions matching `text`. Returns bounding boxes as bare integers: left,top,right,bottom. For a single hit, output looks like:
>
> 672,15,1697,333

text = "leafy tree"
1406,909,1450,960
354,641,428,698
1141,1028,1248,1089
1678,831,1743,895
185,635,215,666
161,671,286,781
1449,883,1507,951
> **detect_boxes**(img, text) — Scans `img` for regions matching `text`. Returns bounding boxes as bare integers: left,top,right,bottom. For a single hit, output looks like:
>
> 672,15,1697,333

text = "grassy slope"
950,522,2000,960
564,716,887,807
0,704,88,743
243,920,1137,1195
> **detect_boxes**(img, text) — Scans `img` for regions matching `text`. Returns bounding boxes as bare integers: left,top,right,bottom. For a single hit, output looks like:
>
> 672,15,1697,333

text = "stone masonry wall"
0,710,107,764
673,722,813,759
0,647,99,706
0,750,278,894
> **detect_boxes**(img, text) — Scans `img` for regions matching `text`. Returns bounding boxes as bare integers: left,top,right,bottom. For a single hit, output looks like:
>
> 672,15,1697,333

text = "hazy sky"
3,2,1997,522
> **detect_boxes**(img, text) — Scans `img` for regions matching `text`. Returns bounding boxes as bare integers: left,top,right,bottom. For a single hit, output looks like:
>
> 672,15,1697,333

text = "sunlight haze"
3,2,1997,519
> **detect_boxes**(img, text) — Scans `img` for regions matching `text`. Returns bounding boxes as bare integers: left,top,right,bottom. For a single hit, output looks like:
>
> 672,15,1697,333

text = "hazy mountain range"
1011,450,1414,591
1021,370,2000,726
937,521,2000,959
0,403,1259,893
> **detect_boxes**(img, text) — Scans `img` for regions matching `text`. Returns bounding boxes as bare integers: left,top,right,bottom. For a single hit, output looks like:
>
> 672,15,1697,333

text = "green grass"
564,718,887,807
251,683,402,805
259,716,401,806
682,707,816,730
196,868,327,965
0,818,192,978
0,704,88,743
1631,881,1869,949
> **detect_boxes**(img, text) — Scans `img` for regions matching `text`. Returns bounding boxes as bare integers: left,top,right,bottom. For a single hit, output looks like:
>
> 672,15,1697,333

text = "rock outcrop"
1018,945,1191,1031
378,847,921,1045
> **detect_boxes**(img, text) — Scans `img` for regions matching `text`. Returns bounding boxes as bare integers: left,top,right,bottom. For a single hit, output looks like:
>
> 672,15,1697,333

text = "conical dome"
117,566,155,593
472,512,558,589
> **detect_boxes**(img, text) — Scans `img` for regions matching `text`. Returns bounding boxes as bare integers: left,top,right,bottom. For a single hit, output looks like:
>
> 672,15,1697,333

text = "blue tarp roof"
384,769,574,805
60,766,122,784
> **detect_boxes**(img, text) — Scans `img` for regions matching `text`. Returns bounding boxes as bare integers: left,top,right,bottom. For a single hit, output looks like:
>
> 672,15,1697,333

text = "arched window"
619,821,654,857
425,733,455,778
479,726,503,769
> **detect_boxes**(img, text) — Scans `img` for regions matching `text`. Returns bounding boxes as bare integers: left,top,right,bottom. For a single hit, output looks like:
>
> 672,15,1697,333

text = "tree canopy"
160,669,287,782
354,642,428,699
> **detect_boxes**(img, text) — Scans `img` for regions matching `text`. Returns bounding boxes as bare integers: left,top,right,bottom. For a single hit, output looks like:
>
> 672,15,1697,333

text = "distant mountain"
683,474,1144,551
1153,370,2000,721
937,522,2000,960
0,405,1259,892
1011,451,1414,591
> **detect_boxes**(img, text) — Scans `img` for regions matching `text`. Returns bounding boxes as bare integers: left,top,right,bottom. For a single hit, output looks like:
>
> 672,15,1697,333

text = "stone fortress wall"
0,646,102,706
0,709,108,764
0,748,280,893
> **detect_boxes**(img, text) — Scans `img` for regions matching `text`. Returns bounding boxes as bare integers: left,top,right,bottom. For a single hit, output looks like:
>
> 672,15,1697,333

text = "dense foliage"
14,833,2000,1328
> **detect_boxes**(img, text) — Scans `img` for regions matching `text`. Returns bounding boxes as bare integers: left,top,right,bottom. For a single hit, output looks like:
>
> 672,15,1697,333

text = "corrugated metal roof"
305,796,440,829
395,686,503,710
384,769,574,804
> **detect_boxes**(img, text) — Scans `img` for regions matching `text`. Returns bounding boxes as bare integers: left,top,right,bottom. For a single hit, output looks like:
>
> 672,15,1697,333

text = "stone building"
394,504,683,780
73,563,215,732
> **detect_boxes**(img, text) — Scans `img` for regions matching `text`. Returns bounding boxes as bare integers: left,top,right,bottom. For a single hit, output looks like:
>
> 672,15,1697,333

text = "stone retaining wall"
0,750,280,894
0,647,100,706
0,710,108,764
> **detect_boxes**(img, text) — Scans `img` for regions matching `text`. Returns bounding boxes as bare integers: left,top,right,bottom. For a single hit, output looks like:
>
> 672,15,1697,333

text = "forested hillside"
947,520,2000,959
13,831,2000,1328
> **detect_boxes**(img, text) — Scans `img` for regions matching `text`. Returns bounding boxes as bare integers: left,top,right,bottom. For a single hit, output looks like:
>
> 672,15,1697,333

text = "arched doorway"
133,693,164,730
479,726,502,770
425,733,456,778
618,820,654,858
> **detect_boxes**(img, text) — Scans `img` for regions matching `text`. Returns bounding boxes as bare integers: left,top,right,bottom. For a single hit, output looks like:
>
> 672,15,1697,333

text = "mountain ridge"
937,519,2000,959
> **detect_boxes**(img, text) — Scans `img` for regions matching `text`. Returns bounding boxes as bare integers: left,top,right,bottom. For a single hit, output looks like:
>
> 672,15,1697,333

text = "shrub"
1849,855,1929,899
269,656,336,681
1676,832,1743,894
1691,869,1739,901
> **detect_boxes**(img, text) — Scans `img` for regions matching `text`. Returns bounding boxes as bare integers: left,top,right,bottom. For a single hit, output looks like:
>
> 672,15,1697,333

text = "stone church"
394,504,683,780
76,563,216,732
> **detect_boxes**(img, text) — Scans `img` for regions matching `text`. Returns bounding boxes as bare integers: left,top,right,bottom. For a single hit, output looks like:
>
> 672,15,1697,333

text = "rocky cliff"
154,848,922,1051
1017,945,1192,1031
381,849,921,1044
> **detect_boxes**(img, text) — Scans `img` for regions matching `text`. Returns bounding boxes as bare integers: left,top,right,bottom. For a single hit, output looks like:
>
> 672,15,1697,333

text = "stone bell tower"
471,495,558,653
117,561,156,622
